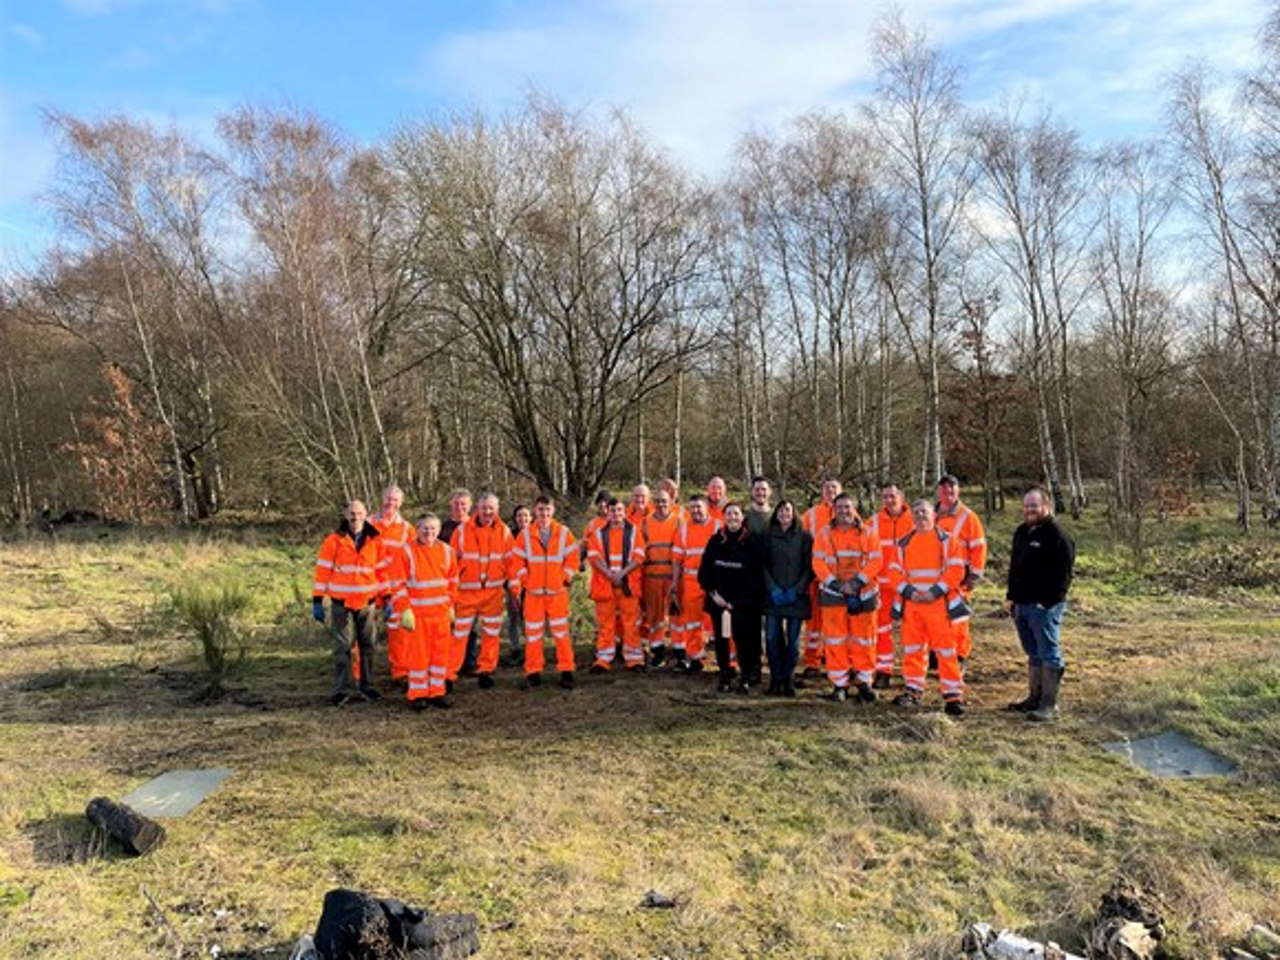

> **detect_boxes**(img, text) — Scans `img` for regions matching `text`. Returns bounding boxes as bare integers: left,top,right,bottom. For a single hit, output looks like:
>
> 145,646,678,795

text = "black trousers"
330,603,375,695
710,606,763,682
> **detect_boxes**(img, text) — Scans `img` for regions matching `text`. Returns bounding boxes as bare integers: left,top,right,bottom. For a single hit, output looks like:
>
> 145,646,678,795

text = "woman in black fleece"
698,502,765,693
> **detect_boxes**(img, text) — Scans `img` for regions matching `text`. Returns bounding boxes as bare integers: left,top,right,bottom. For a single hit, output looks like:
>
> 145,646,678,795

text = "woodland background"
3,11,1280,549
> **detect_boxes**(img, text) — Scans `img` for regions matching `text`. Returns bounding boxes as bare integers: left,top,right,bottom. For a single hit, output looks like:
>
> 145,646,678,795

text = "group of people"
310,473,1075,721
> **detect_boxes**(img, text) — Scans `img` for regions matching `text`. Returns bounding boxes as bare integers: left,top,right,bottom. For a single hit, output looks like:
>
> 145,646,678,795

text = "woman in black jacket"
761,500,813,697
698,502,764,694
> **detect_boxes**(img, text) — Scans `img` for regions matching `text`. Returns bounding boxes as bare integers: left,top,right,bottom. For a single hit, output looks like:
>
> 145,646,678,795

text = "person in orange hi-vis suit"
509,495,579,690
639,488,680,667
627,483,655,523
705,476,730,523
657,477,687,523
587,499,646,672
869,482,914,688
799,475,843,678
370,484,414,683
670,494,720,672
888,499,971,716
812,493,883,703
935,474,987,665
388,513,458,711
312,499,390,705
448,492,515,690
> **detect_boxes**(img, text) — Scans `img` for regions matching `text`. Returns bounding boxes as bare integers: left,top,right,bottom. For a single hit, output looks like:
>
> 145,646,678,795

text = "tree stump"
84,796,166,856
314,889,479,960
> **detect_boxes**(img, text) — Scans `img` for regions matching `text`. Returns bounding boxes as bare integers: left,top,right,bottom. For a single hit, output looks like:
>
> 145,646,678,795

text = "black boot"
559,671,575,690
826,686,848,703
1006,662,1042,712
872,672,891,690
1028,665,1064,722
855,681,876,704
477,672,495,689
411,698,428,713
716,668,737,693
650,645,667,669
944,699,967,718
429,697,452,710
524,672,542,689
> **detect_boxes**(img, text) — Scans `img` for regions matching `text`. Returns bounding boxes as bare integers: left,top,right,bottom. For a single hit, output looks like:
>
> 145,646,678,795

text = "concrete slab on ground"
120,768,233,817
1102,730,1235,779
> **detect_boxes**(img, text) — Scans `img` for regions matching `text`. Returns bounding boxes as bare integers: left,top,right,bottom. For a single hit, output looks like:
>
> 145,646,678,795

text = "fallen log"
85,796,166,856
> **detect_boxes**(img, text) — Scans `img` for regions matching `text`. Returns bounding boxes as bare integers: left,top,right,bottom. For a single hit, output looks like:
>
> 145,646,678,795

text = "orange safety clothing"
449,516,515,678
371,513,415,679
671,517,719,661
889,527,968,701
936,502,987,661
388,539,458,700
511,521,579,674
706,499,729,523
639,512,680,649
812,521,882,688
870,506,914,676
588,521,646,668
627,502,655,525
800,501,837,670
313,522,389,610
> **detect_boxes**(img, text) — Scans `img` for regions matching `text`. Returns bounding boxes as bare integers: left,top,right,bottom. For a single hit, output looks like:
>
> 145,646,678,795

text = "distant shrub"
1146,540,1280,595
170,579,253,697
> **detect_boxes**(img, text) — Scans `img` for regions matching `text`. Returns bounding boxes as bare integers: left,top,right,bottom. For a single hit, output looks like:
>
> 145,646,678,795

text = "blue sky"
0,0,1270,264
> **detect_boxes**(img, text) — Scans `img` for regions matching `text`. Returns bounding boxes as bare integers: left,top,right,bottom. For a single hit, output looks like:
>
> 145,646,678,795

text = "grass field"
1,499,1278,959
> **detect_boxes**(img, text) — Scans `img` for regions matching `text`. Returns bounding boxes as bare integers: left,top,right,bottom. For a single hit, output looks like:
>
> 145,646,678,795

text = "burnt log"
314,889,479,960
85,796,166,856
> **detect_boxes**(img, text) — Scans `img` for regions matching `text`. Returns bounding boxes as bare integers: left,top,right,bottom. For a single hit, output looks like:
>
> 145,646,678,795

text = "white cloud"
411,0,1270,170
10,23,45,49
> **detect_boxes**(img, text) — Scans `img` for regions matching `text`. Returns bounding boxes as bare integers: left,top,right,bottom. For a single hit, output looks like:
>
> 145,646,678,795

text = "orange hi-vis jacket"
672,517,720,595
640,512,680,582
707,499,729,523
627,502,655,525
390,539,459,621
887,527,969,620
936,502,987,582
511,521,579,596
871,507,914,588
371,513,414,595
450,516,515,593
588,521,646,600
313,521,388,610
802,501,835,536
813,521,883,606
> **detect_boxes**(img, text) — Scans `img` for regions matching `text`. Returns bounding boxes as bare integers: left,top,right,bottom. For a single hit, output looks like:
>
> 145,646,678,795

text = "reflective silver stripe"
968,538,986,548
312,581,327,592
315,559,334,569
407,578,448,589
458,581,483,589
326,582,378,593
410,596,450,606
333,564,375,574
908,568,941,577
835,550,862,558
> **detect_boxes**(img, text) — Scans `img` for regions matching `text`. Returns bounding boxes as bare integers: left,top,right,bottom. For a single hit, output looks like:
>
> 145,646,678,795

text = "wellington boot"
559,670,575,689
855,682,876,704
872,672,891,690
1006,661,1042,712
1027,665,1063,722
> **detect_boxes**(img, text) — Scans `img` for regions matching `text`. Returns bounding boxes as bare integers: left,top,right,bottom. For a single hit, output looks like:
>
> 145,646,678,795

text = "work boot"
1006,661,1042,712
944,699,967,718
477,672,495,690
445,679,454,695
626,662,646,673
1027,665,1064,723
559,671,575,690
359,686,382,702
429,697,452,710
893,690,921,708
826,686,849,703
525,672,542,689
589,662,608,675
671,649,687,668
783,680,797,698
855,681,876,704
410,699,428,713
765,679,781,696
872,672,891,690
685,659,704,674
329,691,356,707
801,666,822,681
650,645,668,669
716,669,737,693
736,681,753,696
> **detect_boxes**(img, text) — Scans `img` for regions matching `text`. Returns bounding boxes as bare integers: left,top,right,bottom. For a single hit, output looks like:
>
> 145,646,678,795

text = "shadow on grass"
23,813,127,867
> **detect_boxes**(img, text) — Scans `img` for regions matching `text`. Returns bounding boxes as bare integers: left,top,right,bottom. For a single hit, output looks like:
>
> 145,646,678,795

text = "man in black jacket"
1004,486,1075,722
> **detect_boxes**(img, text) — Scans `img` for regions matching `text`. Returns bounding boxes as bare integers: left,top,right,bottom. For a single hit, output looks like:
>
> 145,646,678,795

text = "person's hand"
770,587,785,607
711,590,731,610
909,591,931,604
311,598,326,623
783,587,797,604
962,573,979,591
840,579,856,596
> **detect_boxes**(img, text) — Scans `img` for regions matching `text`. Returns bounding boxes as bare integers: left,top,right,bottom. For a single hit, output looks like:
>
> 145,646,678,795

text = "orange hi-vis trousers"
594,587,643,668
524,591,575,674
641,575,673,649
452,588,505,679
952,587,975,660
672,582,710,661
875,585,897,676
405,615,450,700
820,605,877,689
803,581,824,670
901,599,964,702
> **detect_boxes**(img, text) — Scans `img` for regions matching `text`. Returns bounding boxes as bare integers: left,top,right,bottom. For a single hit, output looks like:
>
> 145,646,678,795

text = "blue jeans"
1014,602,1066,669
765,616,803,683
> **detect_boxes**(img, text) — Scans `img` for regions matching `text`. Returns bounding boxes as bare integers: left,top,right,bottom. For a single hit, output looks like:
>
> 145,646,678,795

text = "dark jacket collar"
337,519,380,539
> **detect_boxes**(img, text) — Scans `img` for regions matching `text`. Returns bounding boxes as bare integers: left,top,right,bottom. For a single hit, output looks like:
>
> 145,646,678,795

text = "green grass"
0,499,1278,958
